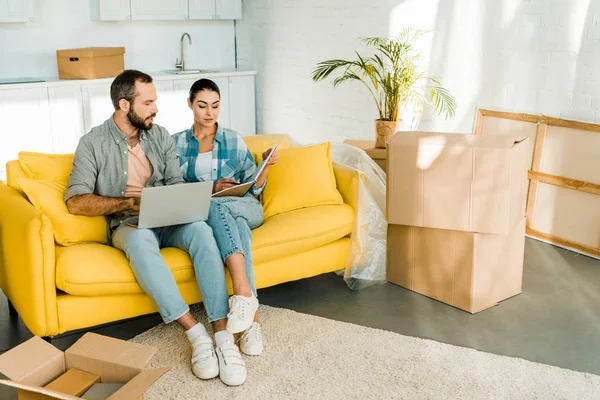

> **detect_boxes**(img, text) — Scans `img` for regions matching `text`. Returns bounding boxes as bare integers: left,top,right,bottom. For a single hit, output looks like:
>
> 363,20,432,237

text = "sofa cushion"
252,203,354,265
56,244,195,296
19,178,109,246
262,142,344,219
56,204,354,296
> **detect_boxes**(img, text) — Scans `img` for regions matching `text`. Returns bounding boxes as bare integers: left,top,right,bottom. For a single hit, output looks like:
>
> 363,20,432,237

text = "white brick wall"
237,0,600,144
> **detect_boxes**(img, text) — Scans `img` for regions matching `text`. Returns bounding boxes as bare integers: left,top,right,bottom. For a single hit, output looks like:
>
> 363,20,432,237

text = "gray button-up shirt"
65,116,184,227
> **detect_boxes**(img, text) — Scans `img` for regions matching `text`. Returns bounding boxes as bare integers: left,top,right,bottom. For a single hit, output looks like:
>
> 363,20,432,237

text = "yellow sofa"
0,135,360,337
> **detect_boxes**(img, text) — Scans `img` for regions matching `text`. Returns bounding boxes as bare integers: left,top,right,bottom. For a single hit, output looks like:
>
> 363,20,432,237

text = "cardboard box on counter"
0,332,168,400
386,132,530,235
385,131,531,313
56,47,125,80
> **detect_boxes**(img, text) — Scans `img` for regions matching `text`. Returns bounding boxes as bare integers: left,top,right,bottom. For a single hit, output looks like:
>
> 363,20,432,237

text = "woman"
172,78,277,357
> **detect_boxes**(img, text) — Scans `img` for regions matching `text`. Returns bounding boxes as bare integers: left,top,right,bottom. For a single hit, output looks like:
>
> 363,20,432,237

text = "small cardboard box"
0,333,169,400
44,369,100,398
386,132,530,235
56,47,125,80
388,218,526,313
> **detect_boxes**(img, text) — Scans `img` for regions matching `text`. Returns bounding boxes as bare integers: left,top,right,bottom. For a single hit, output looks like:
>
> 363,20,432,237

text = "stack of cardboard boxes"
386,132,530,313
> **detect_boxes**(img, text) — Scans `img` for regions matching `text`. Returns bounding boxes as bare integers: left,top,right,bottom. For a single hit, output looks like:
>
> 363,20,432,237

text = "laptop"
133,181,213,229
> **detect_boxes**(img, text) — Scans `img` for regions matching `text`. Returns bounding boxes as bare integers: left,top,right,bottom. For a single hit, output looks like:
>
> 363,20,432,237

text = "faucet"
175,32,192,71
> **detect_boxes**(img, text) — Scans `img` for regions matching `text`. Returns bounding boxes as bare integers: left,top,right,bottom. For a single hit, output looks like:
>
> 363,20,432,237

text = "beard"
127,107,156,131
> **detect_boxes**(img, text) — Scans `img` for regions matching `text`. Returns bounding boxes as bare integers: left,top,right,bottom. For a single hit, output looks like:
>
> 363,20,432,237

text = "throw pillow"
262,142,343,219
18,152,74,180
18,177,108,246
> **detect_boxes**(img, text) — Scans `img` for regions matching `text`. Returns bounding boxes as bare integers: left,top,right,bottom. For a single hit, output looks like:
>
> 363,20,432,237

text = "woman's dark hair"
189,78,220,101
110,69,153,110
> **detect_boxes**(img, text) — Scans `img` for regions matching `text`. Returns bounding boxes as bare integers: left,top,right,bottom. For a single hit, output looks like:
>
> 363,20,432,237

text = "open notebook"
212,145,278,198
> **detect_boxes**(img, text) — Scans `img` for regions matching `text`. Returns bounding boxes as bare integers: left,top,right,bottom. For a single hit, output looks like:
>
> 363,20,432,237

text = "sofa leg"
7,299,17,317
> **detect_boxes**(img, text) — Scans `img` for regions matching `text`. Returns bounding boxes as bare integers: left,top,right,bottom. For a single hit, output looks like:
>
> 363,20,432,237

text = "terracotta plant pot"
375,119,404,148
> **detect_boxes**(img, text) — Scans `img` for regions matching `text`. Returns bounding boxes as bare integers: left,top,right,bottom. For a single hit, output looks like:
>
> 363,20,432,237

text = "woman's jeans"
112,221,229,324
207,195,264,297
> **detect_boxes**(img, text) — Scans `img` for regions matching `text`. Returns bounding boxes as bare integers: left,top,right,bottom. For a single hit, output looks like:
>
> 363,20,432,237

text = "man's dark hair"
110,69,153,110
189,78,221,101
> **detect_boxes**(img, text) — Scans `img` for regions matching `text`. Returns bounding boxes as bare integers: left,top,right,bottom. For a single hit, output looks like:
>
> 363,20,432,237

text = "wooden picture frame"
474,109,600,259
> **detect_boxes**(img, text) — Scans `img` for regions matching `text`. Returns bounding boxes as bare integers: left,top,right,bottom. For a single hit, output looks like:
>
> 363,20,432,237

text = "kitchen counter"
0,69,257,90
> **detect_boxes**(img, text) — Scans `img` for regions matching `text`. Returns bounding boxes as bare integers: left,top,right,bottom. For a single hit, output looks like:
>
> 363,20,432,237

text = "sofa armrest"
333,162,365,211
0,181,59,336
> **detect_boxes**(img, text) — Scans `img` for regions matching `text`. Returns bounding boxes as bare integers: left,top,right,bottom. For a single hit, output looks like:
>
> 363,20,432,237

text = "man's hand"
262,148,279,166
213,179,238,193
128,197,140,216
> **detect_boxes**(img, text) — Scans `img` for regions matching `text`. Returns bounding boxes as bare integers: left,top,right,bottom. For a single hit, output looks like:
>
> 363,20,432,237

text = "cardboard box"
343,139,387,172
386,132,530,235
56,47,125,80
44,369,100,398
387,218,526,313
0,333,169,400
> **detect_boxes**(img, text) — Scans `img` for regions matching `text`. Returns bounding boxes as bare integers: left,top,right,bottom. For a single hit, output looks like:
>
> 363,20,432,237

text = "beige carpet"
131,304,600,400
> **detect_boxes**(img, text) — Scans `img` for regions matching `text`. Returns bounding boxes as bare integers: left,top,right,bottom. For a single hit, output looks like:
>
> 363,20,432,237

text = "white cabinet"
81,84,113,133
189,0,241,19
228,76,255,135
90,0,131,21
188,0,214,20
153,80,176,132
216,0,241,20
0,0,33,22
131,0,188,20
0,88,52,181
92,0,241,20
48,86,85,154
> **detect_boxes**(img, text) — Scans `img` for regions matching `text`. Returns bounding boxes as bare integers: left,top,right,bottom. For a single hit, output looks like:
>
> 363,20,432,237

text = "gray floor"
0,238,599,398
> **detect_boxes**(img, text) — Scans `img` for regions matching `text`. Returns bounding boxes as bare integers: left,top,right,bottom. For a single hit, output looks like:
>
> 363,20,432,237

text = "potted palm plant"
312,28,457,148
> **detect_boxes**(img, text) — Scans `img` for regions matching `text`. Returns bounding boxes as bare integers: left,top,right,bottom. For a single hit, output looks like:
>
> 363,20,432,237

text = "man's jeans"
112,221,228,323
207,196,264,297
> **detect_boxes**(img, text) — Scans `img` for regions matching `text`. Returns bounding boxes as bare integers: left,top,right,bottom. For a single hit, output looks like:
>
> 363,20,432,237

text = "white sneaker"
216,340,247,386
191,335,219,380
239,322,263,356
226,295,259,334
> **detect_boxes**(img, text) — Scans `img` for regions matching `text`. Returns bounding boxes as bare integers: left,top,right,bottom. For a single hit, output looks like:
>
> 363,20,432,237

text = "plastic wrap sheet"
286,139,387,289
329,143,387,290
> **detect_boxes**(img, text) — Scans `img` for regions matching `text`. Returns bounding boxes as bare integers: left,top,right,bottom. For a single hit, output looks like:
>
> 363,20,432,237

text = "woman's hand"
262,148,279,166
214,178,238,193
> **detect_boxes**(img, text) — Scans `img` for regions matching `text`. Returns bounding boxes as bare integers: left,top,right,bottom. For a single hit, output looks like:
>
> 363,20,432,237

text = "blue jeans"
207,195,264,297
112,221,229,324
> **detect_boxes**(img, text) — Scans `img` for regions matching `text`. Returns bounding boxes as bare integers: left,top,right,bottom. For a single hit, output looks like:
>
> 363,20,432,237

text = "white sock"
186,323,209,343
215,330,235,347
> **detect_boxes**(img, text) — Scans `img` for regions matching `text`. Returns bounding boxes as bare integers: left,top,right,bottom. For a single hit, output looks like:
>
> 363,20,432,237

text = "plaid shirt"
172,124,265,196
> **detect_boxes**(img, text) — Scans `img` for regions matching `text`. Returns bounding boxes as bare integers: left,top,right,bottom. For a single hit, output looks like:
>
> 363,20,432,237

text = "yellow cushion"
18,178,108,246
6,160,29,197
56,244,195,296
18,152,74,180
262,142,343,219
243,134,294,163
253,204,354,265
55,204,353,296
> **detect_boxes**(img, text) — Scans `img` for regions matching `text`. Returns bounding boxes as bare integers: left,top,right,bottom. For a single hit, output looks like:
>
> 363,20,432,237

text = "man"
65,69,247,386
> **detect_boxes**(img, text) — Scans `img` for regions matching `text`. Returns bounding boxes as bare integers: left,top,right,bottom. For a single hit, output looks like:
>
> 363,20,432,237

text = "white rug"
132,305,599,400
